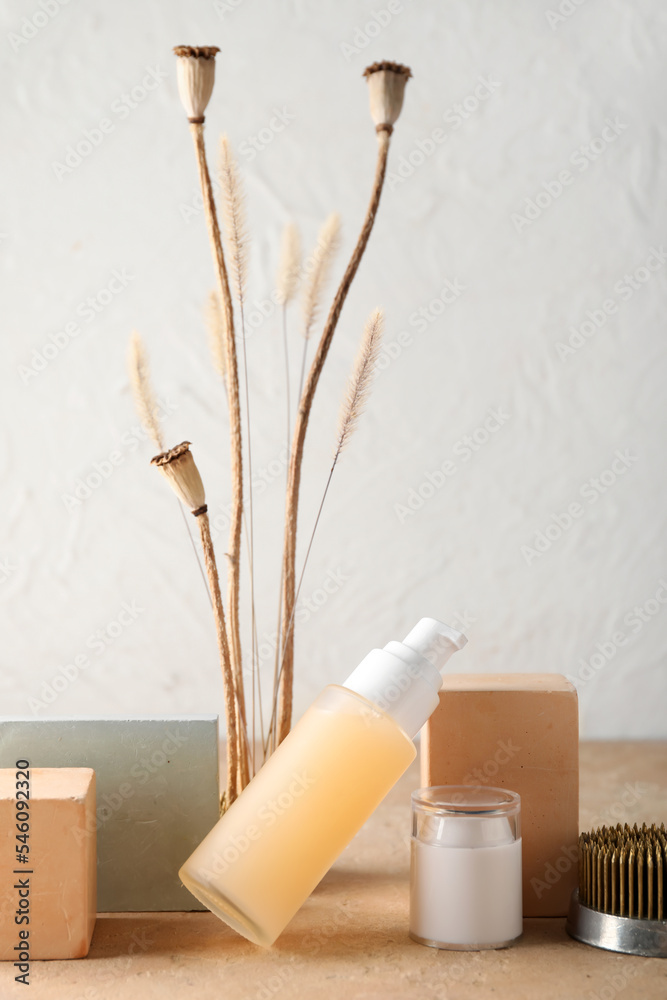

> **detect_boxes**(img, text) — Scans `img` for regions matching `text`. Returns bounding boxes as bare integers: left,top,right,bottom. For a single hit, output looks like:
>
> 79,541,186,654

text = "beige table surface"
4,741,666,1000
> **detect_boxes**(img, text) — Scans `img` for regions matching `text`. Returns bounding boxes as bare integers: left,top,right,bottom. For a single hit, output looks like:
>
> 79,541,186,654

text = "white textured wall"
2,0,666,739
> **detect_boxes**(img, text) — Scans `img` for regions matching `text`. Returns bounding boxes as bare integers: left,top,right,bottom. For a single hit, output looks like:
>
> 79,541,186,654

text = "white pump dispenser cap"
342,618,468,738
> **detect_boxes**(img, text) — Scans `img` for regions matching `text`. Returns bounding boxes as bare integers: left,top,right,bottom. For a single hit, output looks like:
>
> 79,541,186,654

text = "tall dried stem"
263,224,301,759
151,440,239,807
270,309,384,740
218,135,261,776
268,216,339,749
198,510,239,808
189,121,250,788
275,129,392,744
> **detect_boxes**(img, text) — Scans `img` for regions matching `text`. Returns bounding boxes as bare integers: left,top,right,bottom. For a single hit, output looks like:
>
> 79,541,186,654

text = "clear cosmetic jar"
410,785,523,950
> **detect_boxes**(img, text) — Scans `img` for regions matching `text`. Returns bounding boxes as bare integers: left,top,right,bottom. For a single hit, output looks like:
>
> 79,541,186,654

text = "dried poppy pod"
151,441,207,514
173,45,220,123
363,61,412,134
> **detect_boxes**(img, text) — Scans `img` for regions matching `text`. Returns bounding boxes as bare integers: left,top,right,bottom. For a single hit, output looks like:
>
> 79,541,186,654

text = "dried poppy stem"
275,63,411,745
174,45,249,789
151,442,239,807
198,510,239,808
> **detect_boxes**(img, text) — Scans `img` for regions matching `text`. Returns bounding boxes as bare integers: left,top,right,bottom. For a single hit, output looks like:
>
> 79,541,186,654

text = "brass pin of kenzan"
567,822,667,957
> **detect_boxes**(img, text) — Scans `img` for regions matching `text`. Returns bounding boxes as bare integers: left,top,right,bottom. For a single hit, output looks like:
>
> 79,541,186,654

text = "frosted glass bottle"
179,618,467,946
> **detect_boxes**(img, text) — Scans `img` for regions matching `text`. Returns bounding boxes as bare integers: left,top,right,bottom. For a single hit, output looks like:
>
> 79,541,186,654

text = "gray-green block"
0,716,220,912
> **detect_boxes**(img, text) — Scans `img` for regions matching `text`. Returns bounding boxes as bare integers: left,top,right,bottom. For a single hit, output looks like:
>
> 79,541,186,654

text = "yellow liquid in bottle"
179,685,415,946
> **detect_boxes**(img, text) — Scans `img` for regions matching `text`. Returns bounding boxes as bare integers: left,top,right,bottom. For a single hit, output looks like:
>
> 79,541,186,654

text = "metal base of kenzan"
566,891,667,958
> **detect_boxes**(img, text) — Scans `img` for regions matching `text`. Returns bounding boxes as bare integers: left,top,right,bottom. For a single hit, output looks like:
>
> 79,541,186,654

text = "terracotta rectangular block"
421,674,579,917
0,767,96,960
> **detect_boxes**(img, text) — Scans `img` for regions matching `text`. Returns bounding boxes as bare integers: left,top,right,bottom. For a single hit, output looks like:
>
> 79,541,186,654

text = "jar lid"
412,785,520,817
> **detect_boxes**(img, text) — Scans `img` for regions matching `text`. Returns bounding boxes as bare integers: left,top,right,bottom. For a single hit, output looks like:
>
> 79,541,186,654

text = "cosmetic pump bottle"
179,617,467,947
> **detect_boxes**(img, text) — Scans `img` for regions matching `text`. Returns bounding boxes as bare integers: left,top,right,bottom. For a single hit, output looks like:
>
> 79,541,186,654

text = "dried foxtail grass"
296,214,341,412
276,223,301,306
219,135,249,310
276,69,408,744
335,308,384,457
128,331,163,450
129,332,213,609
205,290,228,386
301,214,341,343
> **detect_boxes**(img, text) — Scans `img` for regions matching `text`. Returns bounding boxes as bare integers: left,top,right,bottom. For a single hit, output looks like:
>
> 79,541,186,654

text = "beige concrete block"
421,674,579,917
0,767,96,960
